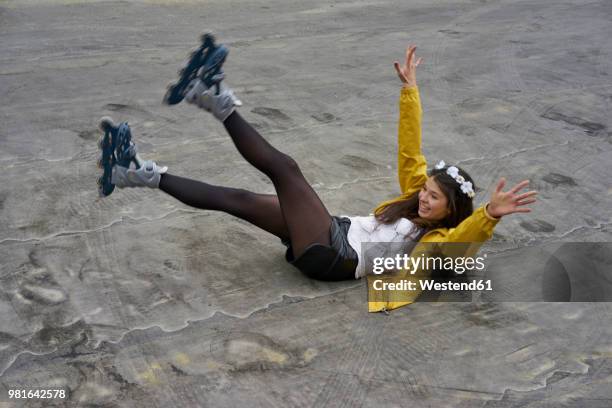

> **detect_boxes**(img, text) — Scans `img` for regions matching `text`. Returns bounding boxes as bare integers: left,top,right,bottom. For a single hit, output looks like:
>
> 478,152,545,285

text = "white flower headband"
434,160,475,198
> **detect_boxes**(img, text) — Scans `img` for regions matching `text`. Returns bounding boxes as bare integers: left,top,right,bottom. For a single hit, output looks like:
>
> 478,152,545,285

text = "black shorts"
281,216,359,281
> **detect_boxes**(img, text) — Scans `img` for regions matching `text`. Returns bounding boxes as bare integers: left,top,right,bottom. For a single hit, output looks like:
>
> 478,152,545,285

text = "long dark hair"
374,166,475,232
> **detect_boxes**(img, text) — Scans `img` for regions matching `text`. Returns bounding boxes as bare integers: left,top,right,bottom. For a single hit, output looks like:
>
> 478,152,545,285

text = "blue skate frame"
97,118,141,197
163,33,229,105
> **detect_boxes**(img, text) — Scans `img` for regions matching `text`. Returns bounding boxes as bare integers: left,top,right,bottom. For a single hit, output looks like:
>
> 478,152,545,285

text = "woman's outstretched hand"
487,178,537,218
394,45,423,88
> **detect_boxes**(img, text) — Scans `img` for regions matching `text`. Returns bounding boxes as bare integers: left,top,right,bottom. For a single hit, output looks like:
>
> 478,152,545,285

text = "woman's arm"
427,205,500,243
426,179,537,243
394,46,428,195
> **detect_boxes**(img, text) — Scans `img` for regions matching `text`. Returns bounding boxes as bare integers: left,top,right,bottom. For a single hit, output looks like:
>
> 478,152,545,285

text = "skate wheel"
99,116,115,132
163,84,184,105
201,32,214,43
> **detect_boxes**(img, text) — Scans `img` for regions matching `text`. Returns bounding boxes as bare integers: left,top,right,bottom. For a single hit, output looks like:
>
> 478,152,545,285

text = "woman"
99,44,536,312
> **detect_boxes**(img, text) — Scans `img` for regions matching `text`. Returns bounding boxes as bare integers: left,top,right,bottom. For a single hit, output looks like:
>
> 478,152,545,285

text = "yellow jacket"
367,86,500,313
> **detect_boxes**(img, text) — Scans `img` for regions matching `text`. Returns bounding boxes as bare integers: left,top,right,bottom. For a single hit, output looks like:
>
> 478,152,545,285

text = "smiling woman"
96,36,537,313
420,178,450,220
376,163,476,230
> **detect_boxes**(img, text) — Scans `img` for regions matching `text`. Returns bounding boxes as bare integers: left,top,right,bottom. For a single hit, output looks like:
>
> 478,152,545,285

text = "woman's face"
418,177,450,221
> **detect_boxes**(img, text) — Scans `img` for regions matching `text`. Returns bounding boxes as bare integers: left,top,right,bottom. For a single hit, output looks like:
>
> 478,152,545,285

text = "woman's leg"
222,111,332,258
159,173,290,241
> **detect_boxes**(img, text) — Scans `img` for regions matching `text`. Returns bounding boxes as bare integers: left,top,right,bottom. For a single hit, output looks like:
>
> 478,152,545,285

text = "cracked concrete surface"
1,0,611,406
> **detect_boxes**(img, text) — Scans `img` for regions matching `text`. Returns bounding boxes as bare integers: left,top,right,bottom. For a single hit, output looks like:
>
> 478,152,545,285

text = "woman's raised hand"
487,178,538,218
394,45,423,88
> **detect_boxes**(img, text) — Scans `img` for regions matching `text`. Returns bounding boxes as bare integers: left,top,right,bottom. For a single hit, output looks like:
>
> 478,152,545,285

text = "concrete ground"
1,0,611,406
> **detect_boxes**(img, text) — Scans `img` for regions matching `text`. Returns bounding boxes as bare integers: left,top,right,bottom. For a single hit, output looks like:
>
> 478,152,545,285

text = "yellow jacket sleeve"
373,86,427,216
368,85,428,313
421,204,500,244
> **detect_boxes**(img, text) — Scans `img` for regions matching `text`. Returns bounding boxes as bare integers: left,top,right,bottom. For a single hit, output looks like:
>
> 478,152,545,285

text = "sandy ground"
1,0,611,406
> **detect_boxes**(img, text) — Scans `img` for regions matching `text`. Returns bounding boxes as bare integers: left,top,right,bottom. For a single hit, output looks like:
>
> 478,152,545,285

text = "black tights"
159,111,332,258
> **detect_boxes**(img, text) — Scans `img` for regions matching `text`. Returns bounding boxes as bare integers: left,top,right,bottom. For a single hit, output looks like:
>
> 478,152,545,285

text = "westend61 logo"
372,253,487,275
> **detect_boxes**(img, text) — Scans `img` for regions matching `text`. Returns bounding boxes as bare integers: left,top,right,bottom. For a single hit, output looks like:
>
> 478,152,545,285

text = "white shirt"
339,215,422,278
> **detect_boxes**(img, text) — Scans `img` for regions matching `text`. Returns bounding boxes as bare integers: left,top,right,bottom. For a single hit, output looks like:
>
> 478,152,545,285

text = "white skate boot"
97,116,168,195
184,78,242,122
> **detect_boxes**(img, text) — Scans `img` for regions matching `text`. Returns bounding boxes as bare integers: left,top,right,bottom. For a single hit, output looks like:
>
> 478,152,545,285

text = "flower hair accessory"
433,160,475,198
434,160,446,169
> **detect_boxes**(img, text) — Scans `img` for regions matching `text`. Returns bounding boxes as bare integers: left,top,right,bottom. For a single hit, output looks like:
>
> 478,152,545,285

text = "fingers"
514,208,532,213
517,198,537,206
393,61,402,75
398,46,421,70
515,190,537,201
506,207,533,216
495,177,506,193
405,45,417,65
509,179,530,194
396,46,421,83
393,61,407,81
